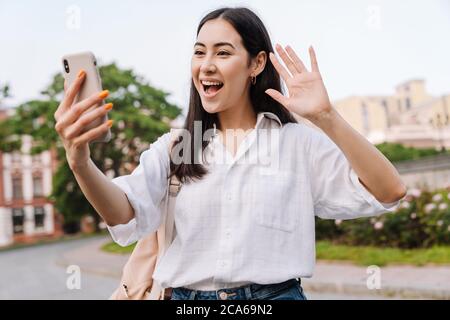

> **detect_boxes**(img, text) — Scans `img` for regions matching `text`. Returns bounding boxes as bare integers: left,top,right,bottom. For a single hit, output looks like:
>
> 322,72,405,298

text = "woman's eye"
193,51,229,56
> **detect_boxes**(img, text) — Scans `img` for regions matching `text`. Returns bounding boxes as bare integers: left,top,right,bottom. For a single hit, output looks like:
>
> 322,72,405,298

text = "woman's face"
191,19,254,114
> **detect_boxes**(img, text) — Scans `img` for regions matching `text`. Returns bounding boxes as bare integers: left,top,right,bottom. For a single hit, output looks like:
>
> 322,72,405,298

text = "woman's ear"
252,51,267,77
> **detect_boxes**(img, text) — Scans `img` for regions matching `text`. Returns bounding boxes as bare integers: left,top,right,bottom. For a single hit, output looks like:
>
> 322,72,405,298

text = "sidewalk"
301,262,450,299
58,236,450,299
55,236,129,279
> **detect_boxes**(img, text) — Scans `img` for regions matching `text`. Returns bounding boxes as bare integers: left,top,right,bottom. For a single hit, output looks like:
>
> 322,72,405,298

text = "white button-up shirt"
107,112,401,290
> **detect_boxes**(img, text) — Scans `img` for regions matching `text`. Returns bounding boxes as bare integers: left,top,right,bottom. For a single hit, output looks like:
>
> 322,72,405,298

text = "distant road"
0,236,119,299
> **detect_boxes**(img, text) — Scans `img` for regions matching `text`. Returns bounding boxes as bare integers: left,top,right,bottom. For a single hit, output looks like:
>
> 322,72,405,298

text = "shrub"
315,187,450,248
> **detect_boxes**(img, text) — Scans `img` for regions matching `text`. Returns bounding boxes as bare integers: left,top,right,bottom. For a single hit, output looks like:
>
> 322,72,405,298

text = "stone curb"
301,281,450,300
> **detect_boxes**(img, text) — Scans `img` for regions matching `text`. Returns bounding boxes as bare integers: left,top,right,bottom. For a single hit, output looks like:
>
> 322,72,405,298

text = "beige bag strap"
148,132,182,300
165,175,181,247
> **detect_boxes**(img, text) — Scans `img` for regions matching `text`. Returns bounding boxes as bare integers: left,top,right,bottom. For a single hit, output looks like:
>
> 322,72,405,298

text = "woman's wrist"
70,157,93,176
306,105,338,130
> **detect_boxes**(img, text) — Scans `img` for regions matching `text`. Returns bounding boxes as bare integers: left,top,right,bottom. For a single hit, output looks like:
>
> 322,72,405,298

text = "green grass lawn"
316,241,450,266
0,231,109,253
101,240,450,267
101,241,136,254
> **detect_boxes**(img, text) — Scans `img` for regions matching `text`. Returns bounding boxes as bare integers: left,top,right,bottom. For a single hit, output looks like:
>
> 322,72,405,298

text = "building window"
381,100,391,128
34,207,45,229
32,154,41,163
361,102,370,133
12,208,25,234
12,177,23,199
405,97,411,110
12,153,21,164
33,176,44,197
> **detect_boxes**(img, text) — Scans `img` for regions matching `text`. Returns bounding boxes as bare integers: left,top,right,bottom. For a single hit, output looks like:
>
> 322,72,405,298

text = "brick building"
0,108,62,247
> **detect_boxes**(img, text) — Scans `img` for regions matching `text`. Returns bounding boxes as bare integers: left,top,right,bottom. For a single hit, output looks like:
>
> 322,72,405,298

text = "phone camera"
63,59,70,73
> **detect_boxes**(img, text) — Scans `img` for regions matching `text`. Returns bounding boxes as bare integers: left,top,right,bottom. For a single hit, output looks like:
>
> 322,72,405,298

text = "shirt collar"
209,111,282,142
256,111,282,128
205,111,283,163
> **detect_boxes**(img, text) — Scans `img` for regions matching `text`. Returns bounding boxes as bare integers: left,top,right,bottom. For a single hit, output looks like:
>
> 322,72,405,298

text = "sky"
0,0,449,116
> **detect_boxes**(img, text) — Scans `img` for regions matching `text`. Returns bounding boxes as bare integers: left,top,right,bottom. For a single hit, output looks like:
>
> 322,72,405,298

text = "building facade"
0,109,62,247
332,79,450,149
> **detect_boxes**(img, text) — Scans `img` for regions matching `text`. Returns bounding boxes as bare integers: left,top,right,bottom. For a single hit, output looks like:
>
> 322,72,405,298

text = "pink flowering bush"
315,187,450,248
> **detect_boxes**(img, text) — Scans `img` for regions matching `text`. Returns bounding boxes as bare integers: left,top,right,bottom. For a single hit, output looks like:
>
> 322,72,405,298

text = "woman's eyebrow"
194,42,235,49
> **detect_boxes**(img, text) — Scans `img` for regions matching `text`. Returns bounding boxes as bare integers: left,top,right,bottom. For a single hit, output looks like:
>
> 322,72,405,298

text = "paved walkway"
0,236,119,299
302,262,450,299
59,236,450,300
55,237,129,279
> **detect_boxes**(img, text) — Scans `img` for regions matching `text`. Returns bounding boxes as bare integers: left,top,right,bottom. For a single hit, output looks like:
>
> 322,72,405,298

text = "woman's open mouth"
201,80,224,99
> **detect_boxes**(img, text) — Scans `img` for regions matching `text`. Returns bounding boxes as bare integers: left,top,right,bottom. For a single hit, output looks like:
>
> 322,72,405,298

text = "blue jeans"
170,278,307,300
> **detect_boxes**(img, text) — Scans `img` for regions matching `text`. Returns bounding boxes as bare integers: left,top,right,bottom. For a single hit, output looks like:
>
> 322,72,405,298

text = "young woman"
54,7,407,300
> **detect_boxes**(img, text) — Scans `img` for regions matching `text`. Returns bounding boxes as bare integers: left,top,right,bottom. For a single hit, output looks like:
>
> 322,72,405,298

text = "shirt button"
219,292,228,300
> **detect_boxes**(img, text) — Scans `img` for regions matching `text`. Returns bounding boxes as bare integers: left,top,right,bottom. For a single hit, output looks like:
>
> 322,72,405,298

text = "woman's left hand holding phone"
54,69,113,172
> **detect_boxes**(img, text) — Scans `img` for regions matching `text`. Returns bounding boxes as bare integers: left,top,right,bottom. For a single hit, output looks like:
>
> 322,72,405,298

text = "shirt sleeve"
106,132,171,246
308,127,404,220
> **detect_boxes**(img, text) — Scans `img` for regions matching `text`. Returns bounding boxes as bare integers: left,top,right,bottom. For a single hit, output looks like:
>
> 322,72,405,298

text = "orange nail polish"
77,69,86,78
104,103,113,111
98,90,109,99
106,120,114,128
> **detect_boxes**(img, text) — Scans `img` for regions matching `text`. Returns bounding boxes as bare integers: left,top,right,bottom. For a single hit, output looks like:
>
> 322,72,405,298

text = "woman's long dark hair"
170,7,297,183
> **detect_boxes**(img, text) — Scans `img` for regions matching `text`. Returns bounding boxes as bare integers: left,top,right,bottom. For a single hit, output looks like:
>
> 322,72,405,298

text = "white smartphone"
61,51,111,143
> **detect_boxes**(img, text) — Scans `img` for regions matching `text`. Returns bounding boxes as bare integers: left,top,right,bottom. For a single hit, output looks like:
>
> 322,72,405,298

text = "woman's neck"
217,100,257,133
215,100,257,157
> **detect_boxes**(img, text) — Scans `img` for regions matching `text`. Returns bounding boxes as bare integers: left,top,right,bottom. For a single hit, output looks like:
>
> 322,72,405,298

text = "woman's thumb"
265,89,288,106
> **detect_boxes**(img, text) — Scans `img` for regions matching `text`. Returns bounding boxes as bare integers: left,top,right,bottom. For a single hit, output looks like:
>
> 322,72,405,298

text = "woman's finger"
56,89,109,132
65,103,113,140
285,45,307,73
265,88,289,107
269,52,291,82
309,46,320,73
275,44,299,75
55,72,86,122
72,119,113,147
60,70,86,111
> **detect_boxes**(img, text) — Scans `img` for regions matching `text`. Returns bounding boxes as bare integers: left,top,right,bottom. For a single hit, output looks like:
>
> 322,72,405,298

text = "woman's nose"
200,58,217,73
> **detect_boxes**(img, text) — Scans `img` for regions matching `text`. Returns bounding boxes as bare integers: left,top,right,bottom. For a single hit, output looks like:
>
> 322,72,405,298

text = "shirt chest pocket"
248,171,300,233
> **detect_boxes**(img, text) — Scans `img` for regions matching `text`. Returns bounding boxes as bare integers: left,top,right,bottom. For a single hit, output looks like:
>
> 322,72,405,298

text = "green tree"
0,63,182,232
375,142,448,163
0,83,10,101
0,83,17,150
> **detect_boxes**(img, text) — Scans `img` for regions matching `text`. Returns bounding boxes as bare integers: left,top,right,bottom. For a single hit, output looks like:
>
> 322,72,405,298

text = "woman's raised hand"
265,44,332,123
54,70,113,171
